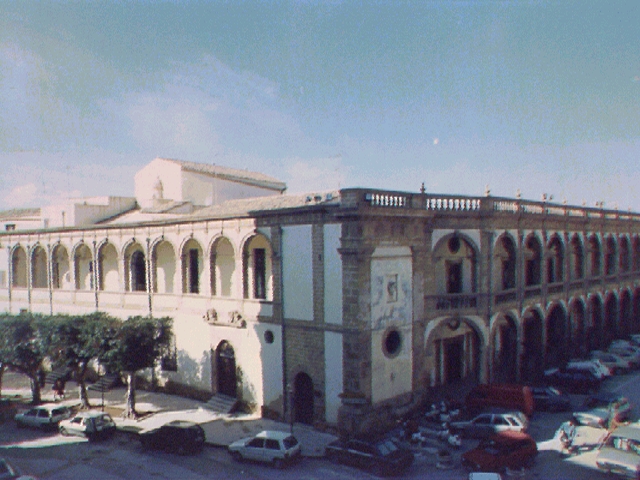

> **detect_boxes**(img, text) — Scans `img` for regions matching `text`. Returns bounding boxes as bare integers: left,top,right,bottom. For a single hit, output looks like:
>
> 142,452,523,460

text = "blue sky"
1,1,639,210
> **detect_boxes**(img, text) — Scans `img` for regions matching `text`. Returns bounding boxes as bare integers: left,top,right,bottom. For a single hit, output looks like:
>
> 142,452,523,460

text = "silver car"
450,411,527,439
15,404,72,430
228,430,301,468
59,411,116,440
596,424,640,478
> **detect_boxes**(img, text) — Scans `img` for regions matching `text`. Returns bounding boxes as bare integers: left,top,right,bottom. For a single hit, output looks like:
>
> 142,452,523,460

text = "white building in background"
3,156,640,438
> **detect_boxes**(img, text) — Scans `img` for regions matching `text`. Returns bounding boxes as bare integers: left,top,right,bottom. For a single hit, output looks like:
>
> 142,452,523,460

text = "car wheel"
231,451,242,462
273,458,284,469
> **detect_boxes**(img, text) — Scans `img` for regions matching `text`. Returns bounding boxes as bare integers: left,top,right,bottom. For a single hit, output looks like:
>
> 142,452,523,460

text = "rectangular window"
253,248,266,299
189,249,199,294
5,224,15,231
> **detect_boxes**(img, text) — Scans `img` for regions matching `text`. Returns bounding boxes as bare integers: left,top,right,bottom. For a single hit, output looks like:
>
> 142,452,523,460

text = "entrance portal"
216,341,237,397
293,372,314,425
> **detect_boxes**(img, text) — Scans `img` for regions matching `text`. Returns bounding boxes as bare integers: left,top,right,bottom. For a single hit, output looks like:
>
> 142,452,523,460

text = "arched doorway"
215,341,237,398
546,304,568,368
491,314,518,383
569,299,587,358
520,310,544,383
604,293,618,346
293,372,314,425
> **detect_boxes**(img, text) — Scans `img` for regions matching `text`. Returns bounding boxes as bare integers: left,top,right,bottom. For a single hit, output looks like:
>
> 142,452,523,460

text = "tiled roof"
158,158,287,192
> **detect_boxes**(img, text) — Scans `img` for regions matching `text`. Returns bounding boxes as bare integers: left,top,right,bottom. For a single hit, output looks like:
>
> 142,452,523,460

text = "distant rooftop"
0,208,41,220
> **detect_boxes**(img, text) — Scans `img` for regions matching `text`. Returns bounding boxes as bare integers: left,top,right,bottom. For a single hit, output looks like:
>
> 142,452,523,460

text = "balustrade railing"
425,293,480,311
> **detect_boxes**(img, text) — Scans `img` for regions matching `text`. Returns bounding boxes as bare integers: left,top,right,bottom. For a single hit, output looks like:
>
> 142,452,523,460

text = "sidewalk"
2,380,336,458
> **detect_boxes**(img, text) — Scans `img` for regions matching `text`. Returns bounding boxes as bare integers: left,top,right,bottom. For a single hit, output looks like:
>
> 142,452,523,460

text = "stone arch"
97,241,119,292
181,237,204,295
619,289,633,338
546,234,564,284
123,240,146,292
31,244,48,289
490,312,518,383
152,238,176,294
604,292,619,346
587,234,602,277
51,243,70,290
425,316,486,387
569,234,584,280
213,340,237,398
569,298,587,357
11,245,28,288
619,235,631,273
493,233,517,291
633,236,640,272
633,288,640,334
545,302,569,368
293,372,315,425
433,233,478,294
520,307,544,383
524,233,542,287
242,233,273,301
210,236,236,297
73,242,93,291
604,235,617,276
587,294,604,350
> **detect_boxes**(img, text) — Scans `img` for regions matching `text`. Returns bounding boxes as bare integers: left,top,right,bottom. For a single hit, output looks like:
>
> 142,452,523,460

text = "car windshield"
282,436,298,449
376,440,399,456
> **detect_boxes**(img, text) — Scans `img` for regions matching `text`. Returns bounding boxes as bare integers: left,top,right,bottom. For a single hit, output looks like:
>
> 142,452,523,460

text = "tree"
0,314,48,404
100,316,173,418
47,313,120,409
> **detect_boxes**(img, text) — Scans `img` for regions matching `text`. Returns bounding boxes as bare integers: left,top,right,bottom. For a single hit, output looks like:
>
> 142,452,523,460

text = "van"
596,424,640,477
465,384,535,417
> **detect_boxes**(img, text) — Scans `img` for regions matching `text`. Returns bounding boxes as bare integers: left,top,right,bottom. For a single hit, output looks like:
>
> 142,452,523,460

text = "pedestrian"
53,378,65,401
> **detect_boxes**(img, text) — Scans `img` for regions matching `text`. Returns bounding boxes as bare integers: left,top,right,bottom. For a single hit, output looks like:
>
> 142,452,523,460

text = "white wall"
324,224,343,325
183,170,280,206
282,225,313,321
135,158,184,208
324,331,343,423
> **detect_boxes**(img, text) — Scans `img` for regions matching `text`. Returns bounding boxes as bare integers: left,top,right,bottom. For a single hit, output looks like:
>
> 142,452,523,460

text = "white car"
590,351,632,374
228,430,301,468
596,424,640,477
59,411,116,440
567,360,610,379
15,404,72,430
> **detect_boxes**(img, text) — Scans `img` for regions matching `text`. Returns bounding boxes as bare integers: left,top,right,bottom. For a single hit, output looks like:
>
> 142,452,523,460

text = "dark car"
462,431,537,473
573,391,632,428
543,366,601,394
530,386,572,412
325,438,414,476
139,420,205,455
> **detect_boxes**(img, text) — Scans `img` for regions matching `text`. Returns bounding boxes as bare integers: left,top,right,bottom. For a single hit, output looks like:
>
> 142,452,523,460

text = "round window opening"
383,329,402,357
264,330,275,344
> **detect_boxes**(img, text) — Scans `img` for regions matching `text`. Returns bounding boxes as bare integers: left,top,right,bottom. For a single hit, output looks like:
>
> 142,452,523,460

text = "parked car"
543,366,602,394
325,437,414,476
228,430,301,468
607,346,640,369
573,392,632,428
450,411,527,439
0,457,37,480
465,384,534,417
590,351,633,375
530,386,571,412
469,474,503,480
566,360,610,379
14,404,72,430
596,424,640,477
462,431,537,473
58,411,116,440
139,420,205,455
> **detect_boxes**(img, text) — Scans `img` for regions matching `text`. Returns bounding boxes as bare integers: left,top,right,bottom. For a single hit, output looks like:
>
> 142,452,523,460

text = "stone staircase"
204,394,238,414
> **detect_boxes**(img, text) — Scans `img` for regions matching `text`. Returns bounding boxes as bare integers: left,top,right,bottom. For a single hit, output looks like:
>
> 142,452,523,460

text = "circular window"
264,330,275,344
448,236,461,254
383,329,402,357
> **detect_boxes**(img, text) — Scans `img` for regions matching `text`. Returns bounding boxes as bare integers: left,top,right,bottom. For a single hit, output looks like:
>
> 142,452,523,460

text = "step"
204,394,237,414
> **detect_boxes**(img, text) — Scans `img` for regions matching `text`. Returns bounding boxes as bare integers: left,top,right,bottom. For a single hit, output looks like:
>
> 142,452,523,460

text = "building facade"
2,158,640,436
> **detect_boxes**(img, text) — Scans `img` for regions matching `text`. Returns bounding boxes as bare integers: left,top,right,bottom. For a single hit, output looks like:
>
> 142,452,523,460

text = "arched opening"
588,235,601,277
569,299,587,358
215,341,237,398
604,236,617,277
434,235,478,295
31,245,48,289
153,240,176,294
620,290,632,338
524,235,542,287
491,314,518,383
98,242,119,291
604,293,618,346
546,304,568,368
293,372,314,425
242,234,273,300
587,296,603,350
633,237,640,272
124,242,146,292
619,236,631,273
429,318,481,388
51,244,70,289
546,235,564,284
74,243,93,291
493,234,516,291
633,288,640,334
211,237,235,297
569,235,584,280
182,238,203,294
520,310,544,383
11,247,28,288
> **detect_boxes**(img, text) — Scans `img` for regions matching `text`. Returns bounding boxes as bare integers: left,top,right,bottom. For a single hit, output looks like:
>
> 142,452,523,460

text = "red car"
462,431,537,473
